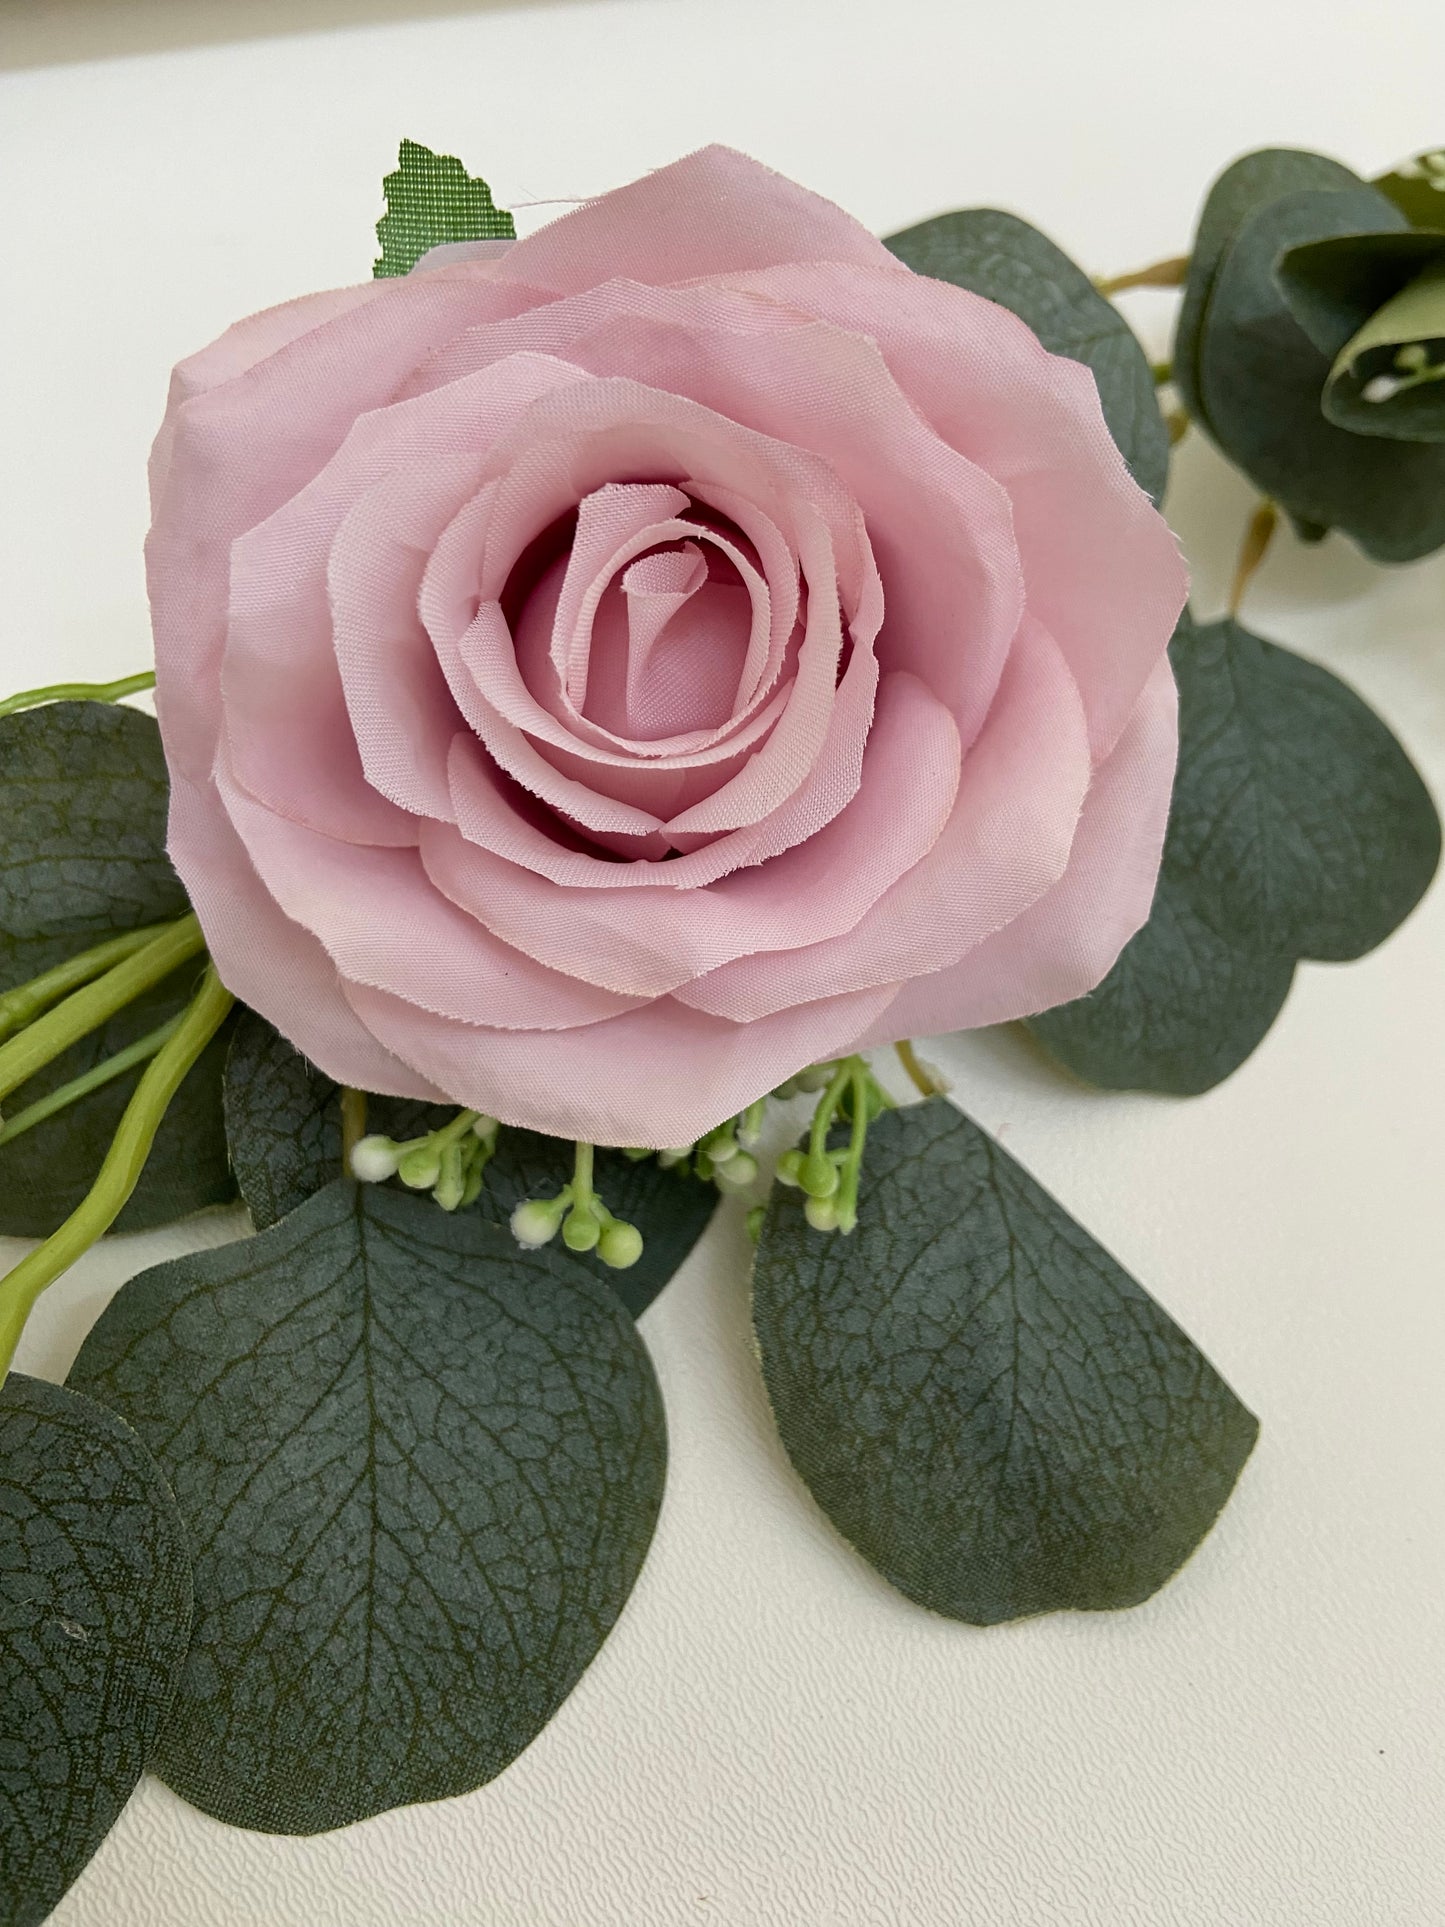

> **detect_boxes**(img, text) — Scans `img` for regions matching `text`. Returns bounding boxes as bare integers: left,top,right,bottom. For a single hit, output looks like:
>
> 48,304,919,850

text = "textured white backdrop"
2,3,1443,1922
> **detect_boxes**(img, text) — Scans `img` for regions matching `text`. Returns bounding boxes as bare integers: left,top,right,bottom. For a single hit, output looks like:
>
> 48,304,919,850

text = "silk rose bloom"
147,148,1186,1146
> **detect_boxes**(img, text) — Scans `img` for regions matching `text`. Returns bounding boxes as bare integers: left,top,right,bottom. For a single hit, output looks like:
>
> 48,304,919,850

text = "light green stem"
572,1140,595,1200
809,1059,855,1163
0,924,175,1044
0,914,202,1104
0,671,156,720
0,965,234,1385
0,1016,181,1147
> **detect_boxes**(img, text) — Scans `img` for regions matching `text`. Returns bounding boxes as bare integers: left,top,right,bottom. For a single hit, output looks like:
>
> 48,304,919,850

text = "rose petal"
674,616,1092,1020
344,976,901,1146
167,768,446,1100
856,654,1178,1038
214,750,644,1032
420,672,960,996
482,145,904,298
728,260,1189,755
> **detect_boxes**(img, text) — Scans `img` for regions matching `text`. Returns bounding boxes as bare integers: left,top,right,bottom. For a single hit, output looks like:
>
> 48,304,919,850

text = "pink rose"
148,147,1185,1146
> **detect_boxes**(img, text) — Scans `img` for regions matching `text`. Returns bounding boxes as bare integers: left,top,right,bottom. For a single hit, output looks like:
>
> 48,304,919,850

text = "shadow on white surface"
1,0,605,70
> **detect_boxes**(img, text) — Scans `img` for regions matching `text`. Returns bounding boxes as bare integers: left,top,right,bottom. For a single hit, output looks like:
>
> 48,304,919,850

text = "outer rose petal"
344,978,901,1147
166,769,446,1101
854,654,1180,1041
725,260,1188,755
483,145,905,296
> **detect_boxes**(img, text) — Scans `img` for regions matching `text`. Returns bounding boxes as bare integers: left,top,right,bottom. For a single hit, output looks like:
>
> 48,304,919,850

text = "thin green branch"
0,914,202,1105
895,1040,943,1098
0,1016,181,1147
0,964,234,1385
0,924,175,1044
1095,254,1190,297
0,671,156,720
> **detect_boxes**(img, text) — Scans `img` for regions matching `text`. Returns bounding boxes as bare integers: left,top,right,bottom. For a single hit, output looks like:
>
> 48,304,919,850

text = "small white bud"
511,1196,565,1248
657,1146,692,1168
1362,374,1403,404
714,1151,759,1192
471,1114,499,1142
805,1193,840,1232
349,1135,399,1182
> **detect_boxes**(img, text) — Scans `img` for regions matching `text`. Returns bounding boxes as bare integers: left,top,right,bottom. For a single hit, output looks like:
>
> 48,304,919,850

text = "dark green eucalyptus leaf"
1374,151,1445,231
1174,147,1362,422
1027,884,1295,1096
0,703,235,1237
1027,614,1440,1093
68,1179,666,1834
223,1008,716,1318
884,207,1169,504
752,1099,1258,1624
1319,258,1445,443
1277,229,1445,358
1196,182,1445,559
1,1372,192,1927
374,138,515,278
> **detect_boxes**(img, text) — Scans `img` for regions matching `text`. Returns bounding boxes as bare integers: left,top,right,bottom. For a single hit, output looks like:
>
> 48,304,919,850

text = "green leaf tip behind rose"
884,207,1170,506
752,1098,1258,1624
223,1010,717,1318
374,138,515,277
1,1373,192,1927
0,701,234,1238
1028,611,1441,1094
68,1178,666,1835
1174,147,1445,558
1374,148,1445,233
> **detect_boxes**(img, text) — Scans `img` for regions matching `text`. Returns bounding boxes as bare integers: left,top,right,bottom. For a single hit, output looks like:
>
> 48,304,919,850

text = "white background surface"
2,3,1444,1923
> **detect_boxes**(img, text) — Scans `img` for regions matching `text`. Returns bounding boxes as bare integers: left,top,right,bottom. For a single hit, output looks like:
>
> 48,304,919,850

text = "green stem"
339,1088,367,1171
895,1040,941,1099
572,1139,595,1202
835,1063,872,1234
0,914,202,1104
1095,254,1190,297
0,924,174,1044
809,1059,855,1163
0,671,156,720
0,1016,181,1147
0,965,234,1385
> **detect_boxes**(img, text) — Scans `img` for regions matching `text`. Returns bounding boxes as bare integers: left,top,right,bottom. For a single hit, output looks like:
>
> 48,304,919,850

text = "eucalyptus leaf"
1322,258,1445,441
68,1179,666,1834
223,1008,716,1318
1191,177,1445,558
1,1372,192,1927
1028,614,1440,1093
884,208,1169,503
1174,147,1361,423
374,138,515,278
0,702,235,1237
1374,151,1445,231
752,1099,1258,1624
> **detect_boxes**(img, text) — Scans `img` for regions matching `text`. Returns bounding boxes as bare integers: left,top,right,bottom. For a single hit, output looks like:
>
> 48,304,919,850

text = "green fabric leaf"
1185,170,1445,558
1374,150,1445,231
1,1372,193,1927
884,208,1169,504
752,1099,1258,1624
68,1179,667,1834
223,1011,717,1319
1320,257,1445,441
1174,147,1362,423
374,138,515,277
1028,614,1440,1093
0,703,235,1237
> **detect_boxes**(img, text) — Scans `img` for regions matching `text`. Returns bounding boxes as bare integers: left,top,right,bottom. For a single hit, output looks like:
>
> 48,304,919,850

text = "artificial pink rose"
147,146,1185,1146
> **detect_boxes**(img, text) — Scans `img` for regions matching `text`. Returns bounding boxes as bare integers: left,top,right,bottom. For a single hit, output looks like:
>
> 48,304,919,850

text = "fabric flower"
147,146,1185,1145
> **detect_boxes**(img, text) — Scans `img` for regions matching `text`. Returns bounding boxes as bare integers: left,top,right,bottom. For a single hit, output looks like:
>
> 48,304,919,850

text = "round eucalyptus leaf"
223,1008,716,1319
1,1372,193,1927
752,1100,1259,1624
69,1180,667,1835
